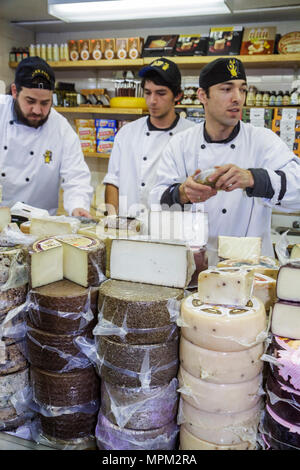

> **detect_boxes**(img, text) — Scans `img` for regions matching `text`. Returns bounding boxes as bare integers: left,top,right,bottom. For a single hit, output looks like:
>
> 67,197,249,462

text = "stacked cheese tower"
0,245,32,431
94,238,194,450
260,261,300,450
178,266,267,450
26,234,106,448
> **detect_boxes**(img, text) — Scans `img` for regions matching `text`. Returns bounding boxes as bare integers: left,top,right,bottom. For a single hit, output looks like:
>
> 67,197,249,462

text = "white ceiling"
1,0,300,33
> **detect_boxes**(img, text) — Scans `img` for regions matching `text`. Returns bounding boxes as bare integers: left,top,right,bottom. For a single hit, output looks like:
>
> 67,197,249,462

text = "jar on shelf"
255,90,263,107
282,90,290,106
9,47,17,62
268,90,276,106
275,90,283,106
246,86,256,106
262,91,270,107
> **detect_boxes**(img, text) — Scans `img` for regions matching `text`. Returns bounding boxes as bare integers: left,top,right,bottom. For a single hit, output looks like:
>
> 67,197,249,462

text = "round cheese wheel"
266,372,300,426
41,433,96,450
96,411,178,450
269,335,300,391
0,338,27,376
262,405,300,450
39,410,98,441
178,366,262,413
179,336,263,384
180,425,255,450
179,399,260,446
0,284,27,314
180,293,266,352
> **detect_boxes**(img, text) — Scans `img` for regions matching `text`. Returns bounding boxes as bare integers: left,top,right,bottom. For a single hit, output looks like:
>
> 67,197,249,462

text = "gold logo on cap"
43,150,52,164
32,69,50,81
227,59,238,78
151,60,169,71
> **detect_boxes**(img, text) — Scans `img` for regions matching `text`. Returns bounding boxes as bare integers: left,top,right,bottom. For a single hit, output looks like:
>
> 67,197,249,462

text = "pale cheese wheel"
179,336,263,384
180,425,256,450
180,399,260,445
178,366,262,413
253,273,277,313
180,293,266,352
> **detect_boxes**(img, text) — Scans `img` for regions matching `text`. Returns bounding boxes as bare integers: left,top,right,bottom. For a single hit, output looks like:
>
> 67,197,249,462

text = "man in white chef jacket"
150,57,300,256
0,57,93,217
103,58,195,218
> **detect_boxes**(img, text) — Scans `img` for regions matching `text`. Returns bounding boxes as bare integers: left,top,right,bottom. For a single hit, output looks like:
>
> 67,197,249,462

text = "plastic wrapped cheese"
218,236,261,260
197,267,254,307
276,261,300,302
180,426,256,450
217,256,279,280
179,293,267,352
263,336,300,391
253,273,277,313
178,366,262,413
266,372,300,426
179,336,263,384
271,301,300,339
262,404,300,450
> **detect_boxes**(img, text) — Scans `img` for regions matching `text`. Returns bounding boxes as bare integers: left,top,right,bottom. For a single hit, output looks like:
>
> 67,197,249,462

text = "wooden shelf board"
83,152,110,158
55,106,146,115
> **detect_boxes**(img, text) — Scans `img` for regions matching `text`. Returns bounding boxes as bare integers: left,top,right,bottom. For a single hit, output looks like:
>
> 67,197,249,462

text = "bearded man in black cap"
150,57,300,256
0,56,93,217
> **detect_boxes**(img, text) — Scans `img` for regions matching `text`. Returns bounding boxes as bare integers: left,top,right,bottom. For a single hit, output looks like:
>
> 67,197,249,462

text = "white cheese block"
30,238,63,288
178,366,261,413
56,234,105,287
180,425,255,450
110,239,193,288
179,336,263,384
276,262,300,302
30,216,80,237
253,273,277,313
291,244,300,260
180,293,266,352
0,207,11,231
271,301,300,339
198,267,254,307
179,399,260,445
218,236,261,260
217,256,279,280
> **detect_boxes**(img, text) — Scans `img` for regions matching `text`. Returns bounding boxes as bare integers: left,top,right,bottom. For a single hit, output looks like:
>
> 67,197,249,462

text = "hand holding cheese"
179,170,217,204
208,164,254,192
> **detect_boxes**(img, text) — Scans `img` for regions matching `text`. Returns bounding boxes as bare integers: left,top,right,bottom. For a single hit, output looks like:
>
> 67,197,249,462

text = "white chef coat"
0,95,93,215
103,115,195,217
150,121,300,256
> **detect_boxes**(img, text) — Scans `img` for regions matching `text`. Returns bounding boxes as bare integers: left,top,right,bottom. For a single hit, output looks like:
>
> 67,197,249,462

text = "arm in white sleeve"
60,124,93,215
102,134,121,188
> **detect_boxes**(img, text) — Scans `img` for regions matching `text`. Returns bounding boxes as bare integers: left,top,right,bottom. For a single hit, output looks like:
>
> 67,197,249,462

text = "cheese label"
277,336,300,350
186,293,260,318
32,238,62,252
56,235,100,250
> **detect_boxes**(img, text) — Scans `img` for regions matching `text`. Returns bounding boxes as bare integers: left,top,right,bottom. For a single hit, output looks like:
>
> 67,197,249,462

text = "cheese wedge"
276,261,300,302
291,244,300,260
180,425,255,450
30,216,80,237
217,256,279,280
30,238,63,289
271,301,300,339
0,207,11,231
198,267,254,307
218,236,261,260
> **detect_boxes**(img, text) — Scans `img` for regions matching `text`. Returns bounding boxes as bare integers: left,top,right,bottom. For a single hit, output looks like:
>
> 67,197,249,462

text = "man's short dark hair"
141,70,182,100
15,76,51,94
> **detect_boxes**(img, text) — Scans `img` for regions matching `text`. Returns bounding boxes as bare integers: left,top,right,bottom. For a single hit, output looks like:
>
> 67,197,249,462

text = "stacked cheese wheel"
94,279,182,450
260,262,300,450
179,267,267,450
26,235,106,449
0,245,31,431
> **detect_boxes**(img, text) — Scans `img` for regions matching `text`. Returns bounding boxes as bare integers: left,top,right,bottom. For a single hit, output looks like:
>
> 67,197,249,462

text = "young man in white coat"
103,58,195,218
150,57,300,256
0,56,93,217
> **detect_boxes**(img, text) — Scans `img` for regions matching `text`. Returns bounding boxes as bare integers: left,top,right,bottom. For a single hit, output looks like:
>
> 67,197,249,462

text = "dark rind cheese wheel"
266,372,300,426
96,411,178,450
0,338,28,376
262,407,300,450
0,409,33,432
97,336,179,387
30,366,99,407
28,281,98,334
269,335,300,391
26,322,95,372
39,410,98,440
100,379,179,430
99,279,183,329
0,285,27,314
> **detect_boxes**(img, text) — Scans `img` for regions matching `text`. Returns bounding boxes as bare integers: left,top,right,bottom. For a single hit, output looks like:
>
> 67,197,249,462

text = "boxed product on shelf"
80,139,96,153
95,119,117,128
278,31,300,54
78,39,91,60
240,27,276,55
68,40,80,61
75,119,95,128
142,35,178,57
207,26,243,56
242,108,273,129
128,37,144,59
97,140,114,154
116,38,128,60
103,38,116,60
174,35,208,56
96,127,116,141
274,107,300,119
90,39,104,60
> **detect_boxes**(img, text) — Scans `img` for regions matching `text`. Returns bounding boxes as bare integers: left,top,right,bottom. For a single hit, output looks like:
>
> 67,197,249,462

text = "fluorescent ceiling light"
48,0,230,22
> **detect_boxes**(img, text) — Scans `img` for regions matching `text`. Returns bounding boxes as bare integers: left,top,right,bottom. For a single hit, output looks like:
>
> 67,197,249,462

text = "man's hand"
208,164,254,192
179,169,218,204
72,208,93,218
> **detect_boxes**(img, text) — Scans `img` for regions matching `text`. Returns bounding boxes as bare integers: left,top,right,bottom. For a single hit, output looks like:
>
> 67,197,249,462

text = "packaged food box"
97,140,114,154
90,39,104,60
142,35,178,57
278,31,300,54
96,127,116,141
175,35,208,56
207,26,243,56
95,119,117,128
128,37,144,59
75,119,95,128
77,127,96,139
116,38,128,60
240,27,276,55
80,139,96,153
78,39,91,60
103,38,116,60
68,40,80,61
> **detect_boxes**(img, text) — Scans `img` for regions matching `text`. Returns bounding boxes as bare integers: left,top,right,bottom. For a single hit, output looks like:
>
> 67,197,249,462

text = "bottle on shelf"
41,44,47,60
262,90,270,107
246,85,256,107
290,88,299,106
9,47,17,63
282,90,290,106
36,44,41,57
268,90,276,106
53,44,59,62
64,43,69,61
255,90,263,107
275,90,283,106
47,44,53,62
15,47,23,63
29,44,36,57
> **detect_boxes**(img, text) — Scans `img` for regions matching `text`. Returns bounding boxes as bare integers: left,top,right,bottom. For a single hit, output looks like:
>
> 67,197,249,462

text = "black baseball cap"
15,56,55,91
199,57,246,89
139,58,181,88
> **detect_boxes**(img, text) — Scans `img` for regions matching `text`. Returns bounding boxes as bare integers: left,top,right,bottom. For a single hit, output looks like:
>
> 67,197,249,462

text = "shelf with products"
9,53,300,70
54,106,146,115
